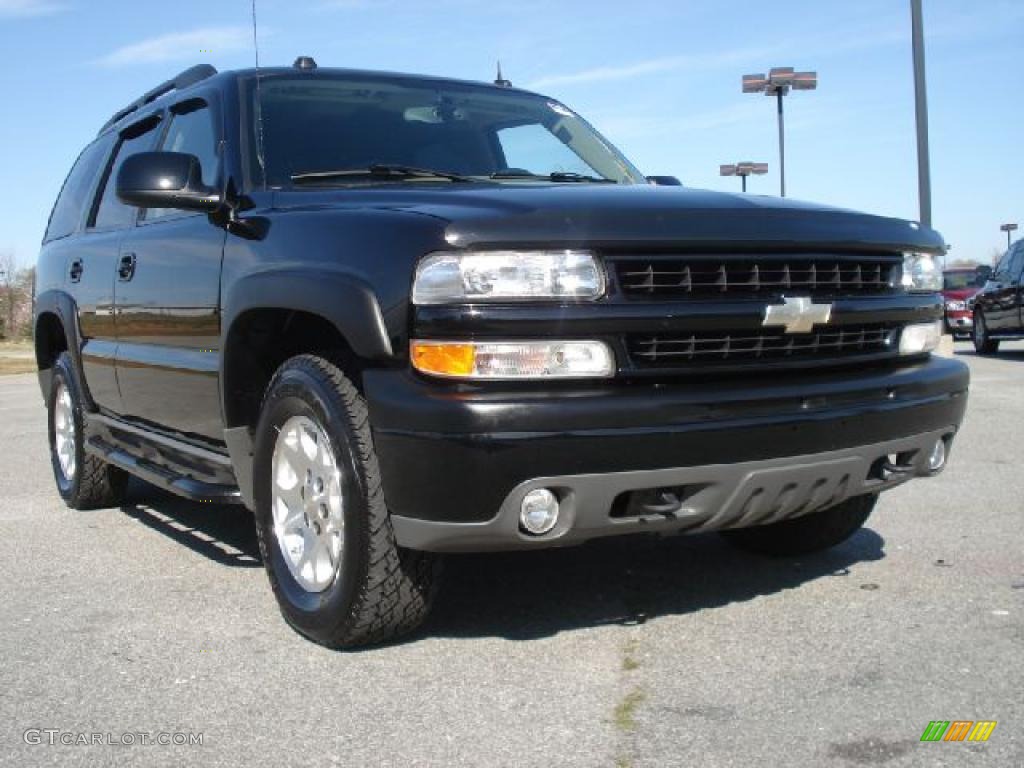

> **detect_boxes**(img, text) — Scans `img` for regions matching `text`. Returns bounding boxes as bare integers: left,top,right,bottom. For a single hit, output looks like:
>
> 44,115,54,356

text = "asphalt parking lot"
0,345,1021,768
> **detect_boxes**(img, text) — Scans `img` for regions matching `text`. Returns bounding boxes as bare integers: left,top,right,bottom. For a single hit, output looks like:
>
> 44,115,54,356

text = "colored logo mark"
920,721,997,742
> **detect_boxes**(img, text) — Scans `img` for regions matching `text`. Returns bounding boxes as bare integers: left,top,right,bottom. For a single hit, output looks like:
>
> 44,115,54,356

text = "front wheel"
973,312,999,355
721,494,877,557
253,354,440,648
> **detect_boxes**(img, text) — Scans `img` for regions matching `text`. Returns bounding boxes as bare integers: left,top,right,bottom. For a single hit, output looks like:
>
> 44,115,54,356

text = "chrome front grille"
627,325,898,367
616,256,900,298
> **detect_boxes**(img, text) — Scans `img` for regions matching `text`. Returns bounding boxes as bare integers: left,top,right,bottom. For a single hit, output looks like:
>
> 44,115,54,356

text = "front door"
114,98,226,442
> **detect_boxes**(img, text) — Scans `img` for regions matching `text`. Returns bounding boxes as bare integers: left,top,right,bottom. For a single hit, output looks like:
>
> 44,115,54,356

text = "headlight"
412,250,605,304
901,252,942,292
410,339,614,379
899,321,942,356
945,300,967,312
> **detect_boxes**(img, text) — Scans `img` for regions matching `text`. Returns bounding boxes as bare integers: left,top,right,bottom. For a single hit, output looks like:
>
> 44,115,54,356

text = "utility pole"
720,162,769,193
742,68,817,197
1001,223,1018,249
910,0,932,227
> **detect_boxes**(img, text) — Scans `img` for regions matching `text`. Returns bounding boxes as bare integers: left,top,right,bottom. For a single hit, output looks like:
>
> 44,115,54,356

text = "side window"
1009,247,1024,281
993,252,1011,282
496,123,594,176
44,136,114,242
91,120,161,231
147,103,220,220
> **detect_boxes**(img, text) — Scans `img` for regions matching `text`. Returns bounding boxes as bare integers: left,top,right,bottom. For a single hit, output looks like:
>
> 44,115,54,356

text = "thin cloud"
528,46,781,90
98,26,253,68
0,0,66,18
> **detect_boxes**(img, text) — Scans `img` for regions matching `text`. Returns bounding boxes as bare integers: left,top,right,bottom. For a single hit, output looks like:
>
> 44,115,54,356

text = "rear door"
115,97,226,442
76,119,163,411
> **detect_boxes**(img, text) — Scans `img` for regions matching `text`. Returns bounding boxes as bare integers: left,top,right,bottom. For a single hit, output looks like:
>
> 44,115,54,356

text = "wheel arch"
219,271,397,510
33,290,92,408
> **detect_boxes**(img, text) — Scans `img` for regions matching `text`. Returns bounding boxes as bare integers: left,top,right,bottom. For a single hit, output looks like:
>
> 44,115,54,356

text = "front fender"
221,268,394,361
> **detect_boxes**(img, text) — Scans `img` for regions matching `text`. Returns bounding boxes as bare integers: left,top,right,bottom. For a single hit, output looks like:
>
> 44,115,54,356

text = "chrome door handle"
118,253,137,281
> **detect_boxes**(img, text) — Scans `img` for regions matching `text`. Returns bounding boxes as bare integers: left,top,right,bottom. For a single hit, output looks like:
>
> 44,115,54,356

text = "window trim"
87,113,164,233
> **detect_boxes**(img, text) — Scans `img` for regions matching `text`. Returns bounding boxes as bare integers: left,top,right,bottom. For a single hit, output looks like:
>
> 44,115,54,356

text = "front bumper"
945,310,973,333
365,356,969,552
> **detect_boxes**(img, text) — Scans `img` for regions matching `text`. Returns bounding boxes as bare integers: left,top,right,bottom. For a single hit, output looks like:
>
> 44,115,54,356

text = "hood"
269,183,945,254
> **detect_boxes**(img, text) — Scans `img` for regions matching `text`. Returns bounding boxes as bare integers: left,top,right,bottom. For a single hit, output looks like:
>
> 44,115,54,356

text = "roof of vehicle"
100,61,548,137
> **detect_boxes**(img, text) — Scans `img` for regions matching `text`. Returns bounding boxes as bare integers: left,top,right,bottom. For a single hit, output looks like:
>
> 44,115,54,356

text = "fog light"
927,439,946,472
520,488,560,535
899,320,942,356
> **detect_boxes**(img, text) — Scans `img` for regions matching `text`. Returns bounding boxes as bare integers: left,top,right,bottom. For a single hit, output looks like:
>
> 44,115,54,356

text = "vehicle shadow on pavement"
425,528,885,641
111,479,885,644
119,479,261,568
955,347,1024,361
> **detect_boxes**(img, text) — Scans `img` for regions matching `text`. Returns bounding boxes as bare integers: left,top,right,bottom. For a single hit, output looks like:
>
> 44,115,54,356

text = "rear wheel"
973,312,999,355
253,354,439,648
721,494,877,557
48,352,129,509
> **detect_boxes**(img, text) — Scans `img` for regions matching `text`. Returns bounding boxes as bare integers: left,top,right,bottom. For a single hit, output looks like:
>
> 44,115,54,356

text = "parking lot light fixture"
1000,223,1018,249
742,67,817,197
720,162,768,193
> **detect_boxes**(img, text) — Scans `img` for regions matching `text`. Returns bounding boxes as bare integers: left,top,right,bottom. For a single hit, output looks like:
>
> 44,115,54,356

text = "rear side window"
147,103,220,220
92,119,161,231
44,136,114,242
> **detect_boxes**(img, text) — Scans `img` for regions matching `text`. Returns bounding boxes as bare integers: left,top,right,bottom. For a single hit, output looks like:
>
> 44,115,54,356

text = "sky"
0,0,1020,267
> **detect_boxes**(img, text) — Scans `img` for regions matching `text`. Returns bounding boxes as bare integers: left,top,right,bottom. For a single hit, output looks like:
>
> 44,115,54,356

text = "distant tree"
0,253,34,340
0,251,15,340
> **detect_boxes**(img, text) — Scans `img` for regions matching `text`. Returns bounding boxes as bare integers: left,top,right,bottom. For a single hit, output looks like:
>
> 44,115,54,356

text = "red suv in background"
942,266,989,339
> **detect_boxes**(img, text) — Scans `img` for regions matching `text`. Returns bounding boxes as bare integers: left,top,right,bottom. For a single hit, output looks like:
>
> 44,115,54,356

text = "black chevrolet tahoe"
34,59,969,647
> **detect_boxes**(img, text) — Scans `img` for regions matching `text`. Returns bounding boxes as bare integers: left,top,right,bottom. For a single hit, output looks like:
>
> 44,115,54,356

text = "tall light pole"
742,67,817,197
910,0,932,227
1001,223,1018,249
720,162,768,193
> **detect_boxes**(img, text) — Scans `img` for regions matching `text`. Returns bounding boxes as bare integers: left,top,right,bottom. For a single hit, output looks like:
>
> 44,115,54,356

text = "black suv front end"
364,230,967,552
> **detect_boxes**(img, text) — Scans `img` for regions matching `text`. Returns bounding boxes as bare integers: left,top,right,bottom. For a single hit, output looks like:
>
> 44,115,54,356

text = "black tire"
48,352,129,510
253,354,440,648
720,494,877,557
973,312,999,355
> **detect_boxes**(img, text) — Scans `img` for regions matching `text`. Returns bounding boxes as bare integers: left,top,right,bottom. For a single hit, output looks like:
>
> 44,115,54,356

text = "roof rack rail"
99,64,218,135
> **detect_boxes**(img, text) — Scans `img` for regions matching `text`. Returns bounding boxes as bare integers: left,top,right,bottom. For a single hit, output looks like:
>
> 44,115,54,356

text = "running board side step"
86,436,243,505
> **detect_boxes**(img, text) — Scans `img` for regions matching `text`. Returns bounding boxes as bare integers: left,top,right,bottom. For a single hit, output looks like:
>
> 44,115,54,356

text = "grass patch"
621,638,640,671
0,341,35,375
613,688,645,732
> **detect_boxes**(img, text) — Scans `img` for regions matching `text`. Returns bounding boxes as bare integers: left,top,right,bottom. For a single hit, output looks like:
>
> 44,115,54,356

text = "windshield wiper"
291,164,474,183
488,170,616,184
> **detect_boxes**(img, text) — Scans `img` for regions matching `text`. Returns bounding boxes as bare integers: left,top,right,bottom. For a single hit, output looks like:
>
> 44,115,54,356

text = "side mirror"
116,152,221,212
646,175,682,186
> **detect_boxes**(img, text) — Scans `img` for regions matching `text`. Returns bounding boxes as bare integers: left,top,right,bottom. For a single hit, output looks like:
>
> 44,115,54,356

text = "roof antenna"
494,60,512,88
251,0,267,189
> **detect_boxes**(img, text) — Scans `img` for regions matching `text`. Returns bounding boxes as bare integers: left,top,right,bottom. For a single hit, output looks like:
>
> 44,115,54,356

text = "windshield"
247,74,645,187
943,271,985,290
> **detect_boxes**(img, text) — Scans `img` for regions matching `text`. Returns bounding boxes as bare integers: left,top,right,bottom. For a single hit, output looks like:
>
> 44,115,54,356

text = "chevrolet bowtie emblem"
762,296,833,334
